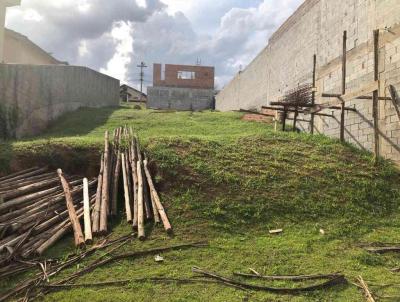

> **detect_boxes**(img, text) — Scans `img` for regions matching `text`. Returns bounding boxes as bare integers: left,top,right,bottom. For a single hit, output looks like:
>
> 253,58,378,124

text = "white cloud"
100,21,133,83
5,0,304,89
136,0,147,9
161,0,192,15
78,40,89,57
23,9,43,22
78,0,91,13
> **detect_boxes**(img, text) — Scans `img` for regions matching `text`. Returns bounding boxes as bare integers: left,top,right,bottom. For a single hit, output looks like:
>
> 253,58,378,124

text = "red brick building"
153,64,214,89
148,63,216,111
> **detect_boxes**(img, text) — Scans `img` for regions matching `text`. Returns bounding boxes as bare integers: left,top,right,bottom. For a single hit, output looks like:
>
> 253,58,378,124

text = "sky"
5,0,304,91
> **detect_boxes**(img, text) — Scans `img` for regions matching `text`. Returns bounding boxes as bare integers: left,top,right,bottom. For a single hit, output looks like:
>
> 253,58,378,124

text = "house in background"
120,84,147,103
4,28,66,65
0,0,20,62
147,63,215,111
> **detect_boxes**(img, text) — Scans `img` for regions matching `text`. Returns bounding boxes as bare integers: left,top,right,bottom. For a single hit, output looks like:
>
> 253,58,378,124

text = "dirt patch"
241,114,272,123
2,145,102,178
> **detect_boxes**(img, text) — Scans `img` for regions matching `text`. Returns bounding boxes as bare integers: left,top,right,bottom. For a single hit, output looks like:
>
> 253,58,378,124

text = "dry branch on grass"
0,240,207,302
192,267,346,294
233,272,343,281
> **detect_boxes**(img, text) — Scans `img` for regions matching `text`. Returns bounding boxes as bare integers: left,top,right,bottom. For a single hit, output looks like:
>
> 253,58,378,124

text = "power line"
137,61,148,93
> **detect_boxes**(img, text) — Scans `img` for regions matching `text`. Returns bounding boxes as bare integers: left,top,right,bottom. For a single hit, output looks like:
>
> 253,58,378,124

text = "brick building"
147,63,215,111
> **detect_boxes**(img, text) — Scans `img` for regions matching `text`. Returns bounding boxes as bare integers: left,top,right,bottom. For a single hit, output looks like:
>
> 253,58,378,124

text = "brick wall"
153,63,214,89
216,0,400,166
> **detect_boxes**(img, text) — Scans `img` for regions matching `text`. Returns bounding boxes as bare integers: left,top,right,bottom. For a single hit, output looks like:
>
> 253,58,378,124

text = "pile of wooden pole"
0,127,172,279
92,127,172,240
0,166,97,276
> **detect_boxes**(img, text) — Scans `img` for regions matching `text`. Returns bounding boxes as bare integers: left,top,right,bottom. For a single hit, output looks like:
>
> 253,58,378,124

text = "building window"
177,71,196,80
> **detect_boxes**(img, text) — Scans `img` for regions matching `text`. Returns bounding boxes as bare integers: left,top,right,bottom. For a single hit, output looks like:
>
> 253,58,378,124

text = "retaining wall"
216,0,400,165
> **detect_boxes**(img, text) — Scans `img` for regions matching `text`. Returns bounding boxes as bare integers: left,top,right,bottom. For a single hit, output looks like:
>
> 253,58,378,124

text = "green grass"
1,105,400,301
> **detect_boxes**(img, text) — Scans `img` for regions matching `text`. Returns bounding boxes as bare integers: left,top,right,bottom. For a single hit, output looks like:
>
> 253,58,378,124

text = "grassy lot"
1,105,400,301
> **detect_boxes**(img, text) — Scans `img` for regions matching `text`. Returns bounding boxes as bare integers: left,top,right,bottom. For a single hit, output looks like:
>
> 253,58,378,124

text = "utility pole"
137,62,147,93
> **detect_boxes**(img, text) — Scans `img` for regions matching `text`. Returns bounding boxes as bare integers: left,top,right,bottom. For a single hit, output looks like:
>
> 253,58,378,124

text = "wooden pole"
340,30,347,143
311,54,316,134
99,131,110,234
137,160,145,240
357,276,375,302
36,209,85,256
111,128,122,216
121,153,133,223
282,108,287,131
1,177,60,201
0,166,40,182
143,159,172,233
130,136,139,228
0,185,62,215
57,169,85,247
143,159,160,223
389,85,400,120
293,107,298,132
92,154,104,235
0,167,48,185
373,29,380,164
83,178,92,244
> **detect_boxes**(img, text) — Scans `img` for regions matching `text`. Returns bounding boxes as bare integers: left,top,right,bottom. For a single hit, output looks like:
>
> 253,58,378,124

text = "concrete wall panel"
147,86,214,111
0,64,119,138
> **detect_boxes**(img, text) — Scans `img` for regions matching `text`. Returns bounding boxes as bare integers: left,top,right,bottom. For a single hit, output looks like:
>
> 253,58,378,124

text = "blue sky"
6,0,303,91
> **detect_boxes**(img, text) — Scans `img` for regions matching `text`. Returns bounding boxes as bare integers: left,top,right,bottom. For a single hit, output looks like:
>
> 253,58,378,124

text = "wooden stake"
83,178,92,244
99,131,110,234
143,159,172,233
340,30,347,143
130,136,139,228
57,169,84,248
111,128,122,215
311,54,317,134
293,107,298,132
282,108,287,131
137,160,145,240
373,29,380,164
121,153,133,223
92,154,104,235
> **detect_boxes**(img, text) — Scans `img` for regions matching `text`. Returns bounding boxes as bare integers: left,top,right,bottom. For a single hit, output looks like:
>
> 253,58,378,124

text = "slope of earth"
1,104,400,301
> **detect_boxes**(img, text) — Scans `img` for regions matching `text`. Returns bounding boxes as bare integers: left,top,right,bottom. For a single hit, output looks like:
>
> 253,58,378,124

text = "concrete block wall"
216,0,400,166
0,64,119,138
147,86,214,111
